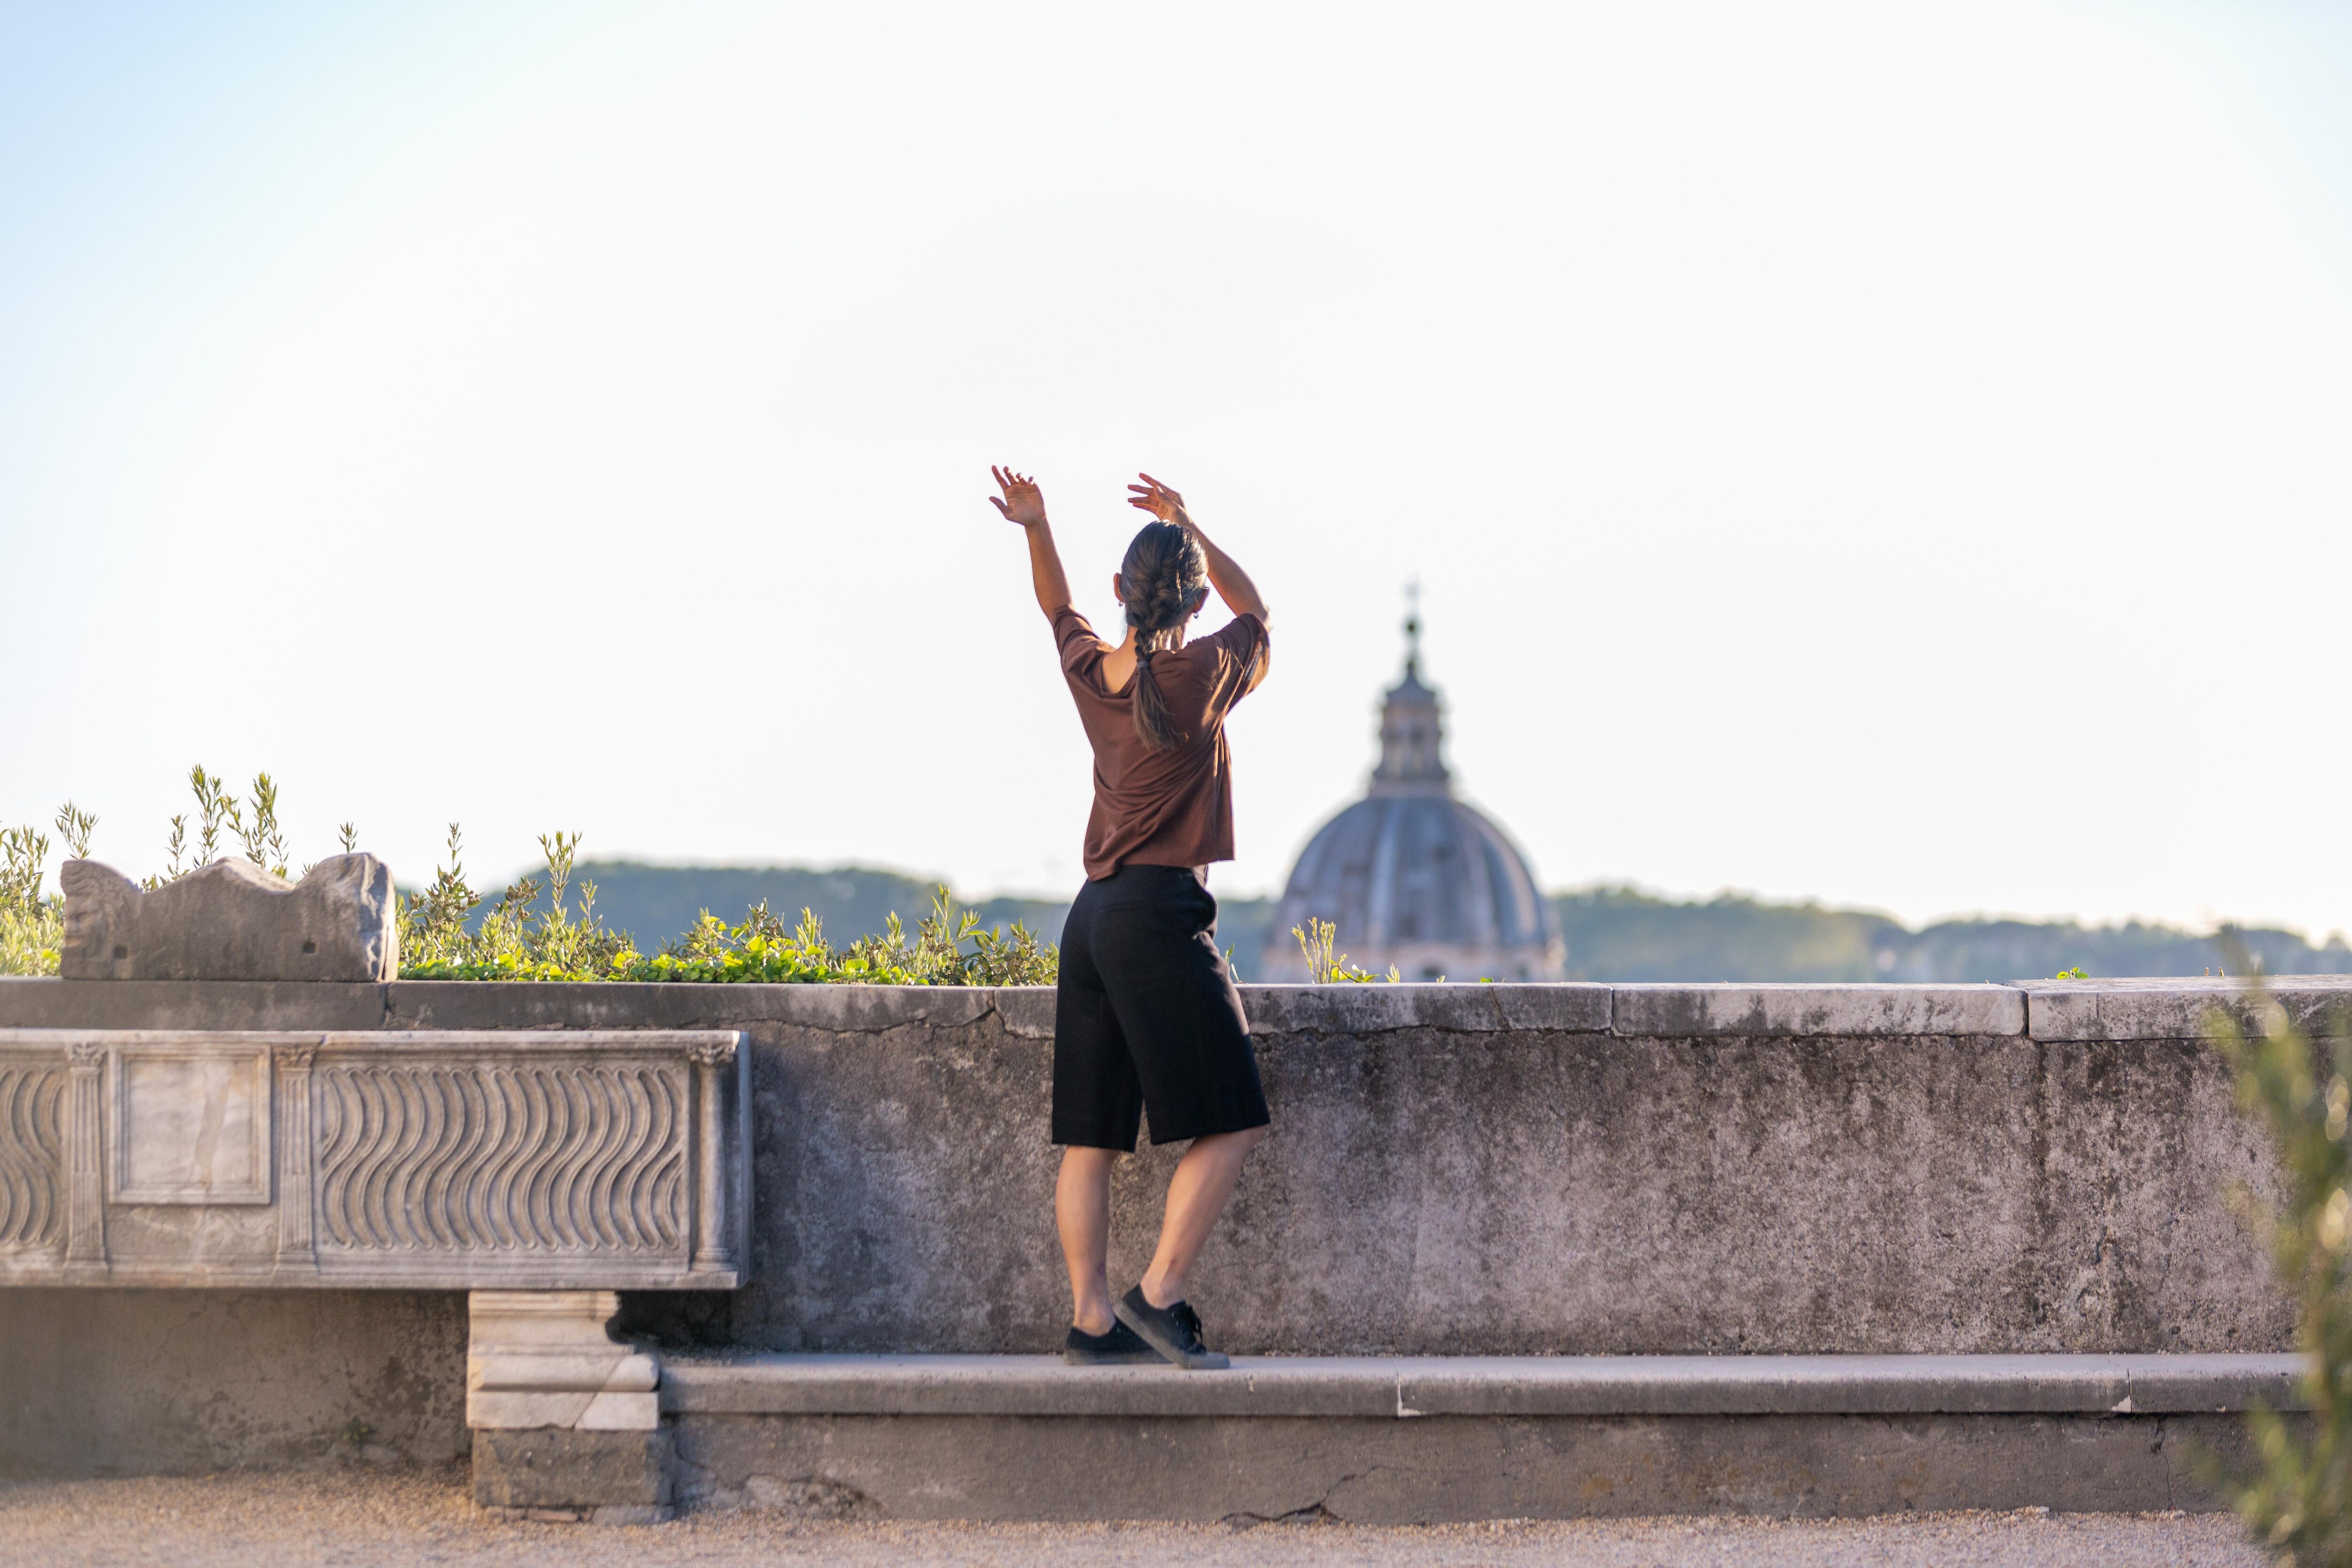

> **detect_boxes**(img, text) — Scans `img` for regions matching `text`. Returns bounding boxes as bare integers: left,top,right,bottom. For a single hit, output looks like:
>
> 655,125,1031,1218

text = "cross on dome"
1373,581,1447,793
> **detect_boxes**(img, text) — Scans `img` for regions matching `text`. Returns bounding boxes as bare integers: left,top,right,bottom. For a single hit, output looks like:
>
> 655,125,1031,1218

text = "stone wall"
0,975,2321,1475
0,1287,468,1474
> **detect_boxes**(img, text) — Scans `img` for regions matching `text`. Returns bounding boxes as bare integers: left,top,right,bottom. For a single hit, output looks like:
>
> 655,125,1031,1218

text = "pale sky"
5,1,2351,936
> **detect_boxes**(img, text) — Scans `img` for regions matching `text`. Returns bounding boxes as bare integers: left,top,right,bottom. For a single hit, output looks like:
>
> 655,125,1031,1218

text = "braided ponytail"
1118,522,1209,751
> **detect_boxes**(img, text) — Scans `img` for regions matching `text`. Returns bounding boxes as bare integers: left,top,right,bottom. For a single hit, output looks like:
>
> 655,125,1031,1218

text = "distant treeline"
485,862,2352,984
1551,885,2351,983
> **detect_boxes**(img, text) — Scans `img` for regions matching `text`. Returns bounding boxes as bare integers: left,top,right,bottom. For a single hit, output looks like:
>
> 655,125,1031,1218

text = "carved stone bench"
0,1027,748,1522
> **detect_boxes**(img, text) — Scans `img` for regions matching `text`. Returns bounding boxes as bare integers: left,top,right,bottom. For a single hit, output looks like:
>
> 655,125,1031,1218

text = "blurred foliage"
0,819,63,977
2206,980,2352,1562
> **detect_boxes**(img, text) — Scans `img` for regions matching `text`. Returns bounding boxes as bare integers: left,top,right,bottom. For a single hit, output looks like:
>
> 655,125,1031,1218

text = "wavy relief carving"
0,1064,64,1251
315,1064,686,1253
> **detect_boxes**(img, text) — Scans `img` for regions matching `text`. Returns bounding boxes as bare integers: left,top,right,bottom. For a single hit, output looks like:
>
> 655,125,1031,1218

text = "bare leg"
1139,1126,1268,1308
1057,1146,1120,1333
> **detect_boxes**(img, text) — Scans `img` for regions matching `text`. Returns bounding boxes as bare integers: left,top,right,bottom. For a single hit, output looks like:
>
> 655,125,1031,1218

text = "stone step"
657,1352,2304,1521
662,1350,2305,1418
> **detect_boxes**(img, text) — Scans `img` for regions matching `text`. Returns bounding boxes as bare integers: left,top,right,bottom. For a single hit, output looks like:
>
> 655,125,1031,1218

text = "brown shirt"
1054,605,1271,881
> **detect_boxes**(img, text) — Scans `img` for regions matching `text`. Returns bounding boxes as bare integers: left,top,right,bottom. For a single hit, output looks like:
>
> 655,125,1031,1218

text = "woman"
988,464,1272,1371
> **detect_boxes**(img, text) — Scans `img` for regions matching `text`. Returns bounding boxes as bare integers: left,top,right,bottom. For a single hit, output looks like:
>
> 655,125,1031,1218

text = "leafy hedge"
399,825,1056,985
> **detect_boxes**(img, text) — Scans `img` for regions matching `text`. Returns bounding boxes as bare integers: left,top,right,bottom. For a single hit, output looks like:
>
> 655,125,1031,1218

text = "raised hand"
1132,473,1266,623
990,466,1048,528
1127,473,1189,527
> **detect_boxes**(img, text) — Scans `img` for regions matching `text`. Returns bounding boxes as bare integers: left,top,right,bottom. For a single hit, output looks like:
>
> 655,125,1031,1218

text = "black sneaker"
1114,1284,1231,1370
1062,1319,1164,1366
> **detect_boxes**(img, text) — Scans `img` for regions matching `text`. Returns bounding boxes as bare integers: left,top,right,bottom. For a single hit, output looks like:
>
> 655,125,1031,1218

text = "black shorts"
1052,864,1270,1151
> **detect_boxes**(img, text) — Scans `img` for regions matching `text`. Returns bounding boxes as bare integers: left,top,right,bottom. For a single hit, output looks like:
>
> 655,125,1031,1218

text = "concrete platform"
658,1353,2304,1521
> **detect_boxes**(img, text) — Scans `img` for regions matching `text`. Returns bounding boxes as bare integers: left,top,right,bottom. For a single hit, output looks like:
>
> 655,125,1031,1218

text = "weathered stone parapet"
10,974,2348,1041
0,977,2312,1361
0,974,2324,1504
0,1028,748,1289
61,857,398,983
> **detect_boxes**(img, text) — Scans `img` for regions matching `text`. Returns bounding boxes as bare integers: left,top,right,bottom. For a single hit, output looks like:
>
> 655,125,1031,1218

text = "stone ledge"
0,978,2046,1038
2020,977,2352,1041
0,978,389,1031
659,1353,2307,1419
1610,985,2027,1039
12,975,2344,1042
1239,984,1612,1036
993,987,1057,1038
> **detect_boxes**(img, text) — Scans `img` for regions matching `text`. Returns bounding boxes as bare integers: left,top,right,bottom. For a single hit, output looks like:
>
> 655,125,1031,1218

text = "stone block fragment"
60,856,397,983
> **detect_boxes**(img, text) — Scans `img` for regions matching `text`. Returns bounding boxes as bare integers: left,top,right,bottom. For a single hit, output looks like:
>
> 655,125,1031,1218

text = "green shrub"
0,822,63,978
1290,918,1399,983
395,822,1057,986
636,887,1057,987
2207,985,2352,1561
397,825,642,980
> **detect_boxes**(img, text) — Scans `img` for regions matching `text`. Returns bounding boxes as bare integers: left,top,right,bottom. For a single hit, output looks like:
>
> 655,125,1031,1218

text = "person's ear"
1111,573,1124,603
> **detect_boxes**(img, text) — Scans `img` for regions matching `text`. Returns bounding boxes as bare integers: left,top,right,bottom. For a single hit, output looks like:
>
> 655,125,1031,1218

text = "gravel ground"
0,1467,2269,1568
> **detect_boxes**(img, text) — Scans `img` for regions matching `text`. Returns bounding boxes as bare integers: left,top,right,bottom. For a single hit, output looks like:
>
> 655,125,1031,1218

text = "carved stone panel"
111,1044,271,1204
0,1029,747,1289
314,1059,687,1255
0,1052,64,1256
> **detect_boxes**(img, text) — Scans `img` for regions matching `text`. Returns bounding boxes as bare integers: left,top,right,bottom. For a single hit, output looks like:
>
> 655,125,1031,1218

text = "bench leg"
466,1289,671,1524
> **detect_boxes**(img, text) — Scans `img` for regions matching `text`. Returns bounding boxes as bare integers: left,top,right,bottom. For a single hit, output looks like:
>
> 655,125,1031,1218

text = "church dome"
1258,607,1564,983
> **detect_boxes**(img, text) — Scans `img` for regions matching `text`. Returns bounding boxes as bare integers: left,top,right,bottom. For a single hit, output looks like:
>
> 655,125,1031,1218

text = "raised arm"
1128,474,1269,625
989,466,1071,619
